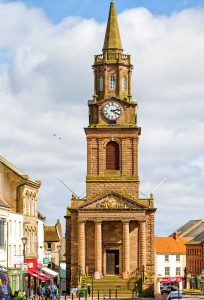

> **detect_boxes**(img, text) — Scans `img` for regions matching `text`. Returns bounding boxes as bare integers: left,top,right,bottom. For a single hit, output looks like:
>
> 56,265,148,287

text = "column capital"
94,219,103,224
122,220,130,223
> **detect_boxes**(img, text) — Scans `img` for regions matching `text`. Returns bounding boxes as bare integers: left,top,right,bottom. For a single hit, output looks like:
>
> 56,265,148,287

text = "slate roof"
170,220,204,238
187,232,204,245
155,236,191,254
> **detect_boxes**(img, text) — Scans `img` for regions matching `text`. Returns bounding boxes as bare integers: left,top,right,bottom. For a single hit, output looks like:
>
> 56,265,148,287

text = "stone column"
78,221,86,274
122,221,130,278
139,221,146,269
95,221,102,278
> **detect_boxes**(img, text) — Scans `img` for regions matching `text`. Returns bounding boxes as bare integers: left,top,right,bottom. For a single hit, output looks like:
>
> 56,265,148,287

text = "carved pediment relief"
79,192,147,210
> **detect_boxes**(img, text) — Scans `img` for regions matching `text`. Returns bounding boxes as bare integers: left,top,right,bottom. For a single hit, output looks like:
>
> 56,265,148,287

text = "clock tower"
66,1,156,295
85,1,141,201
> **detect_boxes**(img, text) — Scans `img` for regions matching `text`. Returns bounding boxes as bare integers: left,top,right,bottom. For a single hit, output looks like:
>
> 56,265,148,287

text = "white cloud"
0,3,204,235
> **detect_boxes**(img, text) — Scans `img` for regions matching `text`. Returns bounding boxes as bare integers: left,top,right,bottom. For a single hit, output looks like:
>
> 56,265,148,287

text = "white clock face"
103,101,122,120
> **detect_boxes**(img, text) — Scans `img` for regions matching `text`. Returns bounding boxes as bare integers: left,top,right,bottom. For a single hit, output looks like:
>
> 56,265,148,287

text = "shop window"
109,75,116,90
165,267,170,276
106,141,120,170
176,267,181,276
176,254,180,262
164,255,169,262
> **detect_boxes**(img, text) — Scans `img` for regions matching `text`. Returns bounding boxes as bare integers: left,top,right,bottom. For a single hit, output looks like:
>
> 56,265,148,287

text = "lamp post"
57,244,61,299
141,265,145,296
184,267,188,289
21,236,27,291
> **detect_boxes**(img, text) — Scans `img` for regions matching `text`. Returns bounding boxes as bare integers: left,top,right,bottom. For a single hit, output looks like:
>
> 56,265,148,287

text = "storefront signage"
13,255,24,265
43,258,49,265
161,277,182,283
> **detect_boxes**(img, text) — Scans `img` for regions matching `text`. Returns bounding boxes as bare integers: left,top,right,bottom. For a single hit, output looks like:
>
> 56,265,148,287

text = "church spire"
103,1,123,53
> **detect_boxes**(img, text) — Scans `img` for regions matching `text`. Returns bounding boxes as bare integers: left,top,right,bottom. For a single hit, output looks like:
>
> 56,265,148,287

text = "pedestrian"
54,285,58,299
87,284,91,297
50,283,56,299
37,285,42,298
17,289,24,299
45,285,51,300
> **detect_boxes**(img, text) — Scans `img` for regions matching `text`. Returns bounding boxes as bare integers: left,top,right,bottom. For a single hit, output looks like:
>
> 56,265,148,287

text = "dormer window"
109,74,116,90
99,76,103,91
122,76,126,90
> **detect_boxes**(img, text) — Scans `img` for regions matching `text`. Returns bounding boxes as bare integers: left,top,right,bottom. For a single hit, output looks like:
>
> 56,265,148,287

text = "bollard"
79,292,81,300
115,289,117,299
98,290,99,300
109,289,111,299
65,293,67,300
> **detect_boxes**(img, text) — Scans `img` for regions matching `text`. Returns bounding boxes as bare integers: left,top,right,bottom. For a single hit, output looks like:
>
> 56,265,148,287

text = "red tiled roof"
44,226,59,242
155,236,192,254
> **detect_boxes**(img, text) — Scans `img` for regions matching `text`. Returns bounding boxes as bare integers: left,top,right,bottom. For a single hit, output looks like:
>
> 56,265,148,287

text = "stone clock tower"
66,1,156,295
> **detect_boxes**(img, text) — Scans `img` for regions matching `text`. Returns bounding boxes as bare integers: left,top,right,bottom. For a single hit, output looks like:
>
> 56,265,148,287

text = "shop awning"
28,270,45,282
34,269,52,280
41,267,59,277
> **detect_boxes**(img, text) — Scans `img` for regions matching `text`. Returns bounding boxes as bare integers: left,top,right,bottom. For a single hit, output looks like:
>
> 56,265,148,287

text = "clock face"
103,101,122,120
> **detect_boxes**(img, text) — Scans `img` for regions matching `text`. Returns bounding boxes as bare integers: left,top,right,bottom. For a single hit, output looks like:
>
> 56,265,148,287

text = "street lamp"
184,267,188,289
141,265,145,296
57,244,61,298
21,236,27,291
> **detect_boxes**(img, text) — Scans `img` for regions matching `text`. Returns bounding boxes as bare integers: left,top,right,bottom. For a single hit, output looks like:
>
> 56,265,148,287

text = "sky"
0,0,204,236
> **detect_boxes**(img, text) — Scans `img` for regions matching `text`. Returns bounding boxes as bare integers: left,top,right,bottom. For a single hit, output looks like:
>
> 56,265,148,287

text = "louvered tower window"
106,141,120,170
109,75,116,90
99,76,103,91
122,76,126,90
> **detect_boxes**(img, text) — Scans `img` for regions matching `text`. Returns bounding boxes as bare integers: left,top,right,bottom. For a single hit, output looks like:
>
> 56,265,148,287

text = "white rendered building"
155,233,189,292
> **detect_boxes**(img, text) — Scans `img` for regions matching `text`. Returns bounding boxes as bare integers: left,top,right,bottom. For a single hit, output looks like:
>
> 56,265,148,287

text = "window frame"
99,75,104,92
164,254,169,262
109,74,116,90
165,267,170,276
122,75,127,91
0,219,5,248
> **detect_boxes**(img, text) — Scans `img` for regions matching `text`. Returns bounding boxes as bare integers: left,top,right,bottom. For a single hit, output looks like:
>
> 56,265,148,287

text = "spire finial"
103,0,123,52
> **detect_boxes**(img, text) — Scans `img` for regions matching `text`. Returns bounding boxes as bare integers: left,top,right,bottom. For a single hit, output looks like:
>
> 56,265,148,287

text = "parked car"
161,286,178,295
167,291,183,300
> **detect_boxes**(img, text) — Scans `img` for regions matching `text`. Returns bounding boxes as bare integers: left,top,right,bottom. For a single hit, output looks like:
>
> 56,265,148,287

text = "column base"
122,272,129,279
94,271,101,279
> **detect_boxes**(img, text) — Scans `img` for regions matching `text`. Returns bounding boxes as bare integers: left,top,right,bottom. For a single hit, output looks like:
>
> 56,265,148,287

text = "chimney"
173,231,178,240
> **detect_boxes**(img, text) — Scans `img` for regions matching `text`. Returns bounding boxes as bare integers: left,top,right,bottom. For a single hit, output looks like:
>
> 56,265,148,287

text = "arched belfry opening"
106,141,120,170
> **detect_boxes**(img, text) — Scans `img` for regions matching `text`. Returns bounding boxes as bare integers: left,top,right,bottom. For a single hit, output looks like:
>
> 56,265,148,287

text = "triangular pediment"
79,192,148,210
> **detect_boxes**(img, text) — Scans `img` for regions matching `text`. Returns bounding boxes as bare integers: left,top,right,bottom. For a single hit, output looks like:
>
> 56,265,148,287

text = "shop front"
8,268,22,294
26,259,52,294
159,277,183,291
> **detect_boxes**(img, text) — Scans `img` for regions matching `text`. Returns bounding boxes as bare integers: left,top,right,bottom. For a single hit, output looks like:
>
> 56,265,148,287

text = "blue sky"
5,0,204,23
0,0,204,234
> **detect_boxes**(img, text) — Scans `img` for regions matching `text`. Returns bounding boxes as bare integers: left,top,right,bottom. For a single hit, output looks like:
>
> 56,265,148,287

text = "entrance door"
106,250,119,275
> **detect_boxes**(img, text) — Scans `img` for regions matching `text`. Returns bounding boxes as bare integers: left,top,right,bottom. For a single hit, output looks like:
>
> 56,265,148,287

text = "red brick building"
65,1,156,295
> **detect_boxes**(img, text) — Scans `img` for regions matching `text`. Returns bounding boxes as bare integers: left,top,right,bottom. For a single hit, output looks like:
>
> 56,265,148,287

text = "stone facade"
65,1,156,295
0,155,41,260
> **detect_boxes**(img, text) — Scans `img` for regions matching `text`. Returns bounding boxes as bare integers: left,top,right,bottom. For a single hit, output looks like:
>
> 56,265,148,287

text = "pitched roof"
0,155,41,188
44,226,59,242
170,220,204,238
187,231,204,245
155,236,191,254
103,1,123,52
0,198,10,209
